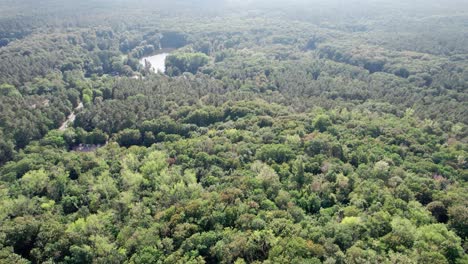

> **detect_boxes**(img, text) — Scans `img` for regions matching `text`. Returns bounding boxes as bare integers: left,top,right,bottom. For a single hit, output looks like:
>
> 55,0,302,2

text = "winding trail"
59,102,83,131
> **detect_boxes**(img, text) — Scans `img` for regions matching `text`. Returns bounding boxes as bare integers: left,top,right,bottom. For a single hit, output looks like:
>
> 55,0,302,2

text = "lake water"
140,53,169,73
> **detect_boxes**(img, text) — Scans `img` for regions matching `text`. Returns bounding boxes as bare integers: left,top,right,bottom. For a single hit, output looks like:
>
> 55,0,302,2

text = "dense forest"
0,0,467,263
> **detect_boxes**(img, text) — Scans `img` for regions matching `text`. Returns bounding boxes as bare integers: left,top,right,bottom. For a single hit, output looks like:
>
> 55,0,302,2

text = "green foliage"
256,144,295,164
116,129,142,147
313,114,332,132
0,83,21,97
415,224,464,263
448,205,468,238
383,217,416,251
166,52,210,76
0,1,466,263
184,106,224,127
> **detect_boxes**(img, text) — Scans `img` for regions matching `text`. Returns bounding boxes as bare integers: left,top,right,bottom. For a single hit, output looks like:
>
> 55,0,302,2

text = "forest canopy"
0,0,467,263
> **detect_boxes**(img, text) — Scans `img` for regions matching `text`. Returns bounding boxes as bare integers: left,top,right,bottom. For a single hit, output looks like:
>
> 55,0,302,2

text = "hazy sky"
1,0,467,22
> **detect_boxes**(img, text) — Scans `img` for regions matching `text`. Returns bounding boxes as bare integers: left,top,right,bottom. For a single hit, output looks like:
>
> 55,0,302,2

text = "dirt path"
59,102,83,131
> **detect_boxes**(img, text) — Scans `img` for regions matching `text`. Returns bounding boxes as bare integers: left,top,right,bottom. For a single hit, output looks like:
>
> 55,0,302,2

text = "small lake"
140,50,172,73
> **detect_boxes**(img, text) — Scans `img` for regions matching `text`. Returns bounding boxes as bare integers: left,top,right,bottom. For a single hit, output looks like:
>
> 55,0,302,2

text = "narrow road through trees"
59,102,83,131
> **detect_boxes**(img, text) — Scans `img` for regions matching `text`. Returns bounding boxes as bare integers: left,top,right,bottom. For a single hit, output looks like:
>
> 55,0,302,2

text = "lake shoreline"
139,48,175,73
